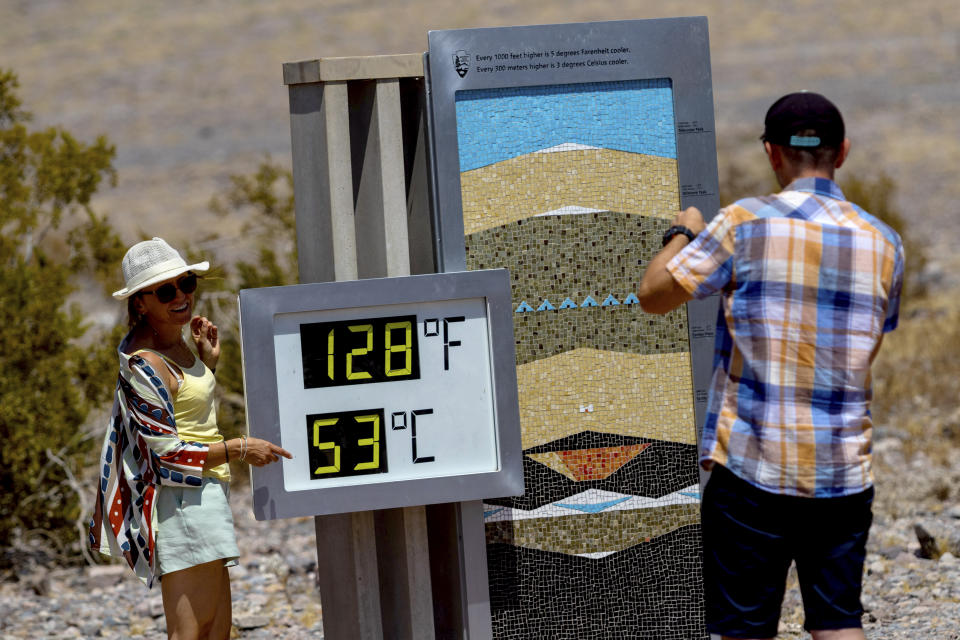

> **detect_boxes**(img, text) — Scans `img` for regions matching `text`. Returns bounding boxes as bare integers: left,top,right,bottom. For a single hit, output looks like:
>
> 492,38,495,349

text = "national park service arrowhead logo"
453,50,470,77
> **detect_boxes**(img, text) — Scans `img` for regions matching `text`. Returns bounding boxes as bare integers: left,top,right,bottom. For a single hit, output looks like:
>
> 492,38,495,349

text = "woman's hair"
126,295,142,328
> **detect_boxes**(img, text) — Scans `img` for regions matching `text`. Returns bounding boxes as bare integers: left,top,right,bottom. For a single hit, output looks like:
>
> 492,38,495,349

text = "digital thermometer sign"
239,269,524,520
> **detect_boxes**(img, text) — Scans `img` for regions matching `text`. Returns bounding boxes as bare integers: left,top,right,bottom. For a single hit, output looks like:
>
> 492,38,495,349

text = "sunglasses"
141,273,198,303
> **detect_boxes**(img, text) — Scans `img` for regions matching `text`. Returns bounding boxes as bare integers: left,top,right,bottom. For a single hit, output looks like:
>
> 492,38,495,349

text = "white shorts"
156,478,240,576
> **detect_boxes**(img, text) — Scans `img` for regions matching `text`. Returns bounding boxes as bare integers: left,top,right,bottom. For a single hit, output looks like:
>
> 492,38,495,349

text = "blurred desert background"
3,0,958,276
3,1,960,637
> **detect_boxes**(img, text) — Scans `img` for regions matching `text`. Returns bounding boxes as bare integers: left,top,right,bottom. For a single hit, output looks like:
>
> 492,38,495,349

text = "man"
638,92,904,640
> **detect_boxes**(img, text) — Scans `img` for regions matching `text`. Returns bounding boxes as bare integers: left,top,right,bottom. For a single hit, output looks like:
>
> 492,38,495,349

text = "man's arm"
638,207,706,314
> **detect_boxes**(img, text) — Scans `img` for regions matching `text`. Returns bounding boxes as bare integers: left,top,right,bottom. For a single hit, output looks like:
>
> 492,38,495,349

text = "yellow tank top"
135,349,230,481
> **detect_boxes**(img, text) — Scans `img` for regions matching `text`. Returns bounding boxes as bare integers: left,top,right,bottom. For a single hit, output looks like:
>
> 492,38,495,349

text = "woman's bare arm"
204,437,293,469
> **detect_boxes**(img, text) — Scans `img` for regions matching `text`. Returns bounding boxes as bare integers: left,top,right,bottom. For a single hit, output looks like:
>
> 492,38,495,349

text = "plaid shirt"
667,177,904,497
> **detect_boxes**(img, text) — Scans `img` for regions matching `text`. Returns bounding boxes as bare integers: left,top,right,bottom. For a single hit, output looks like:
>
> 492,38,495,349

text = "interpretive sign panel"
427,18,718,639
239,269,524,520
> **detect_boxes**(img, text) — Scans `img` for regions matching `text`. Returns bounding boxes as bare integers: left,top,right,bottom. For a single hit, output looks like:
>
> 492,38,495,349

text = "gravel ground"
2,435,958,639
778,437,960,639
0,491,324,640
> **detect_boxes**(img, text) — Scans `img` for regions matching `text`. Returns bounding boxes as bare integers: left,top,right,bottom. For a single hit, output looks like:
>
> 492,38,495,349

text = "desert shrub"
870,295,960,460
0,69,124,567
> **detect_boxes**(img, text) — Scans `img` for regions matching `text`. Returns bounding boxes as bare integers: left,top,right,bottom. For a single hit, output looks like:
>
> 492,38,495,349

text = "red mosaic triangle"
555,443,652,482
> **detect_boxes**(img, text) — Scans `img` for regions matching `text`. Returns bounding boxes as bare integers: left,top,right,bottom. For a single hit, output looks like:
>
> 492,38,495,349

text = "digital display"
300,315,420,388
306,408,388,479
298,312,474,483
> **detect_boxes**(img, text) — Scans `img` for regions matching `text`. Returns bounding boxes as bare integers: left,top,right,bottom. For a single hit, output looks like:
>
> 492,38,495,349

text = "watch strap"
661,225,697,247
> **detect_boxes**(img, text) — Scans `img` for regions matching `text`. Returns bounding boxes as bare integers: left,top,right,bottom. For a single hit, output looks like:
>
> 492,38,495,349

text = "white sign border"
239,268,524,520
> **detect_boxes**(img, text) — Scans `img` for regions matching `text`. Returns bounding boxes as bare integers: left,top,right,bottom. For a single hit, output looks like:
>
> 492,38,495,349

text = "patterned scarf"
88,337,209,587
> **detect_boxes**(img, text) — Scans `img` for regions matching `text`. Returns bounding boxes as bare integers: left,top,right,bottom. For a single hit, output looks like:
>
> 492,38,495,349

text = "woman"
89,237,291,640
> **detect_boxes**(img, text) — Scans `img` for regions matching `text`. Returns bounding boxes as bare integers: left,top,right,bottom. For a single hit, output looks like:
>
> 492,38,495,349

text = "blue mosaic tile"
537,299,556,311
455,79,676,171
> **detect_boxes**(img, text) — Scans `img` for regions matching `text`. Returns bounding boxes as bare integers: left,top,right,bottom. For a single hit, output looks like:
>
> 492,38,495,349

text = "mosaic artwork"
456,79,706,638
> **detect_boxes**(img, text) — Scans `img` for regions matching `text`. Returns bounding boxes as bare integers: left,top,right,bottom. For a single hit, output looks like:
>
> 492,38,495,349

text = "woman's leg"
208,565,233,639
161,559,232,640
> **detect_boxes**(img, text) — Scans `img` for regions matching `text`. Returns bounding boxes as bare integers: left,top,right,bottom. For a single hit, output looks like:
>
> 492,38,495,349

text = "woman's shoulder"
126,345,183,390
130,348,165,370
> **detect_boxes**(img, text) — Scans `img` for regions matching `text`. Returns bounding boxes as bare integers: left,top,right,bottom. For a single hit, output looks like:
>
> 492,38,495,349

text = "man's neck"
777,167,834,188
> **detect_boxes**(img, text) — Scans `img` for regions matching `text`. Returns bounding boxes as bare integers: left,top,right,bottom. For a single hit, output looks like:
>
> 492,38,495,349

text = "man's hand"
637,207,703,314
674,206,706,235
190,315,220,371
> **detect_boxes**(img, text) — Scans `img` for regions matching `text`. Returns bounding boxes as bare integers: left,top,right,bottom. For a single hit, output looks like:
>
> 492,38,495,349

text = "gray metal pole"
286,57,439,640
358,77,435,640
288,77,382,640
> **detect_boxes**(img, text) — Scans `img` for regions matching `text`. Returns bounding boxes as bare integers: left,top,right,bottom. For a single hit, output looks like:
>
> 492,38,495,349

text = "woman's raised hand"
243,438,293,467
190,315,220,370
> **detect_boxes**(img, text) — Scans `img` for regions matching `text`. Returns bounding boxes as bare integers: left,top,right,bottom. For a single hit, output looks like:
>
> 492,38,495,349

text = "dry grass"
871,293,960,463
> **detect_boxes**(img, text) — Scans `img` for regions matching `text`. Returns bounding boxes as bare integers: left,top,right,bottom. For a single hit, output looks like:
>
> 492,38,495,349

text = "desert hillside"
2,0,958,277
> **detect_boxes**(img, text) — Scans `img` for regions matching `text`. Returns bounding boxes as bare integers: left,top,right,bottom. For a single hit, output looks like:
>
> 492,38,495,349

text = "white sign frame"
239,269,524,520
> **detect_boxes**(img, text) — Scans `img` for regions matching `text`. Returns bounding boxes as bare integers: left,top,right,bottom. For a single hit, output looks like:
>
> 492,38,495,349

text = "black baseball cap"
761,92,845,149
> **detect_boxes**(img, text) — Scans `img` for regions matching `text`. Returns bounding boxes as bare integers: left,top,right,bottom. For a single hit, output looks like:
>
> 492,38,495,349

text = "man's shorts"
701,464,873,638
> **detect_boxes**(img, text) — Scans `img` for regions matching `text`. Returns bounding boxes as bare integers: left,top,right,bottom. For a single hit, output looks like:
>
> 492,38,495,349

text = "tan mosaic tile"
461,149,679,235
515,349,697,449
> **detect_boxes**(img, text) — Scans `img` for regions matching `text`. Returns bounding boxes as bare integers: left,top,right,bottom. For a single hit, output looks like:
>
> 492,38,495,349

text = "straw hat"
112,237,209,300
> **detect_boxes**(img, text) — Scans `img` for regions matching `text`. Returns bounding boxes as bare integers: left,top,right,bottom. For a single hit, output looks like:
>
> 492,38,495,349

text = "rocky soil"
2,436,958,639
1,488,324,640
778,437,960,639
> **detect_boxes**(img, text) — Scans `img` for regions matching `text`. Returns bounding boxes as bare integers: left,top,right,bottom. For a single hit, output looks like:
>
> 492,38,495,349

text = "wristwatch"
661,225,697,247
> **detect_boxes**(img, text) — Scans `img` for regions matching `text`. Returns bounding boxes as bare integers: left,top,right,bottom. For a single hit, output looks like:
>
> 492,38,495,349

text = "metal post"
288,72,381,640
285,54,446,640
